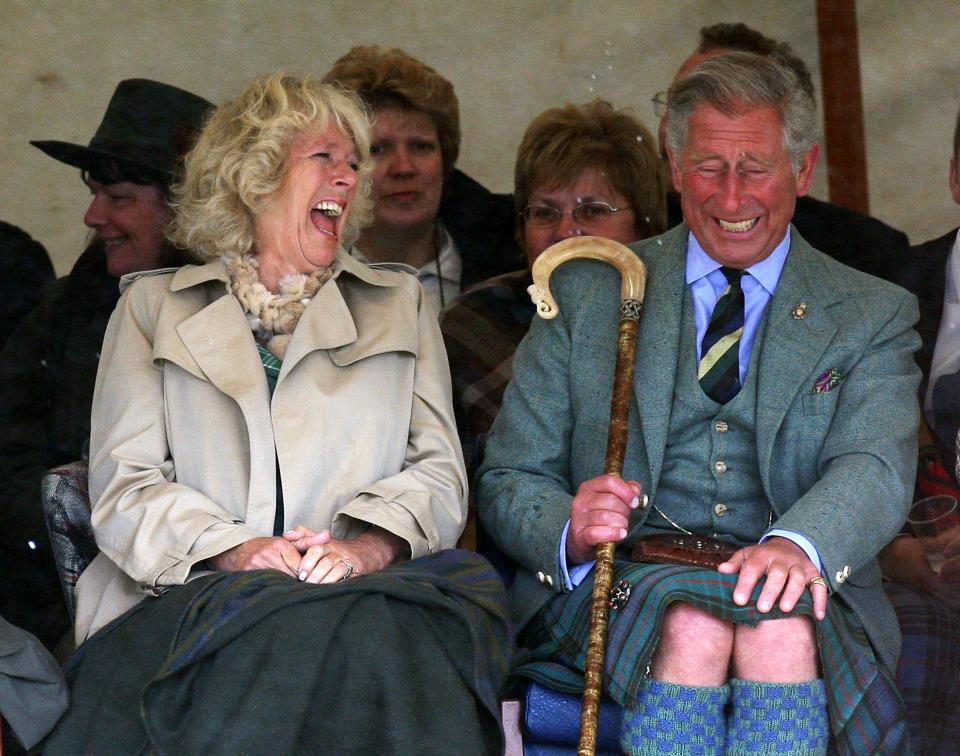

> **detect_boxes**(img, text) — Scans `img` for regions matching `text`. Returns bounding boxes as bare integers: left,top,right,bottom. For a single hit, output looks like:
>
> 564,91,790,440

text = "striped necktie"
698,267,745,403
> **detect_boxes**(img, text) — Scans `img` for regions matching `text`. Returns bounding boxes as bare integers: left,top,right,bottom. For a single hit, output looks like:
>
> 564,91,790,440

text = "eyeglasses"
522,201,631,229
652,91,669,118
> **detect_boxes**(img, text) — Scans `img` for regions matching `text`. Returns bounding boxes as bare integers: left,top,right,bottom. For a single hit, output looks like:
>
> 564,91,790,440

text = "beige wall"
2,0,957,274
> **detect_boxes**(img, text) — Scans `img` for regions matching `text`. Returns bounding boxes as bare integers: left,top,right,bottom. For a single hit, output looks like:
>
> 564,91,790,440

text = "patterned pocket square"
812,368,843,394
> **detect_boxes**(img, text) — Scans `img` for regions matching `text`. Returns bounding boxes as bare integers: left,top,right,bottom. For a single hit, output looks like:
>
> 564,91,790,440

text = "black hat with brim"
31,78,214,178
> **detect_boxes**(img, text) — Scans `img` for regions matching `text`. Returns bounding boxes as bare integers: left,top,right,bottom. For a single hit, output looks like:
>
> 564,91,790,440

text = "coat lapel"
174,293,267,401
755,230,841,502
279,275,358,378
161,264,277,509
633,226,687,493
277,251,411,379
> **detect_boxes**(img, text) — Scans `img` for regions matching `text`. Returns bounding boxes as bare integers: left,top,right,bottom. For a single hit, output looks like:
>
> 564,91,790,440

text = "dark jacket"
899,229,956,459
900,228,954,380
440,169,524,289
0,243,119,648
0,222,55,352
666,192,911,283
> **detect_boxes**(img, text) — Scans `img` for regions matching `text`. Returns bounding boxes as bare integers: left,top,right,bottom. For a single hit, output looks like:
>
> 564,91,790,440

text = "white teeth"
314,200,342,217
103,238,126,247
718,218,758,233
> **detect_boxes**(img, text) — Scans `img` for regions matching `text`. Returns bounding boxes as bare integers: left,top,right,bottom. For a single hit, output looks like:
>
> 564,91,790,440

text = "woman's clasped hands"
210,525,408,584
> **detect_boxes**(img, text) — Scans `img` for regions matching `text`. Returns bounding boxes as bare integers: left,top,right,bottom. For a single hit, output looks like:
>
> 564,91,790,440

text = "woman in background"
324,45,521,314
45,73,509,755
441,99,666,472
0,79,211,651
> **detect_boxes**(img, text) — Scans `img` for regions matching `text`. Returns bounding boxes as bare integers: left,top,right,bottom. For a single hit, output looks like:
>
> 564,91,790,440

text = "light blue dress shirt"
559,229,822,589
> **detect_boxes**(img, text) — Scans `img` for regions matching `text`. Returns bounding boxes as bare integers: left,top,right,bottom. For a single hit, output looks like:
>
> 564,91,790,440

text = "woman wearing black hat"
0,79,212,653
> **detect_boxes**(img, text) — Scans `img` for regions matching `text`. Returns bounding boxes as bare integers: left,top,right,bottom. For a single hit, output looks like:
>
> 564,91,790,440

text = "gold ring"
807,575,828,590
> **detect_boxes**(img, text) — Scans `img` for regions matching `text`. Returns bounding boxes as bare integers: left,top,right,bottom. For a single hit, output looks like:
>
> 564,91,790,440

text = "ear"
666,145,684,194
794,143,820,197
949,156,960,205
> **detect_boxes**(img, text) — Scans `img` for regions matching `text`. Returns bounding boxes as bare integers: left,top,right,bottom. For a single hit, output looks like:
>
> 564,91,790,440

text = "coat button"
640,494,650,510
714,503,729,516
714,460,727,474
545,574,554,587
536,570,546,584
714,421,729,433
834,565,850,584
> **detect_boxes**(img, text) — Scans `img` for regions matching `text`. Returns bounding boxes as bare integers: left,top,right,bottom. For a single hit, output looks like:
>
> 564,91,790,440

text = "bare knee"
650,602,734,686
732,615,819,682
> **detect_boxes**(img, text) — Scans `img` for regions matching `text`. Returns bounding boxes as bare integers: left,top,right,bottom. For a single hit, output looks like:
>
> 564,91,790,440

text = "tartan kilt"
516,561,908,755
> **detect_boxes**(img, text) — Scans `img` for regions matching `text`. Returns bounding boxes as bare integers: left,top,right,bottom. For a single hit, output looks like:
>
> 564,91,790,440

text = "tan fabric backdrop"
2,0,958,273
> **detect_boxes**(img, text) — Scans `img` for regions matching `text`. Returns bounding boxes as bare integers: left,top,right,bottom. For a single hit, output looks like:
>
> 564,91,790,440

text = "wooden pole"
528,236,647,755
816,0,870,213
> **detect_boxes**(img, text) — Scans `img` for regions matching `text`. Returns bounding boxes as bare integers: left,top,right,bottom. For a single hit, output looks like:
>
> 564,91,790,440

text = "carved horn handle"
528,236,647,319
527,235,647,756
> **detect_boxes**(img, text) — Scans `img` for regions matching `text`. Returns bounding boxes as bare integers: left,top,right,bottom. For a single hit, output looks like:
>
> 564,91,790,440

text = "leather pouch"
630,533,736,569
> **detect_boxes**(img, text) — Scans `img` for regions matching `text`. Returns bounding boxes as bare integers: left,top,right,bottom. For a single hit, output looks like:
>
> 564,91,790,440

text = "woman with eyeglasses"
441,99,666,475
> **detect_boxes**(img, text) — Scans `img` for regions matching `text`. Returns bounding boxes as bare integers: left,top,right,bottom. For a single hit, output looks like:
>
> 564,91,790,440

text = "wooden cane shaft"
577,316,641,756
604,319,640,476
528,237,646,756
578,540,616,755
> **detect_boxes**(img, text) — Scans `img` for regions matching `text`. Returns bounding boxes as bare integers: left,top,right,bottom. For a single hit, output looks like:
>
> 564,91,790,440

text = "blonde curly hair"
169,73,374,262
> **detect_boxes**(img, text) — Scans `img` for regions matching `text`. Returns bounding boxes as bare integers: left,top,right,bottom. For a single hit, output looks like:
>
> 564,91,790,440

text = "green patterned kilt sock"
620,677,730,755
726,678,828,755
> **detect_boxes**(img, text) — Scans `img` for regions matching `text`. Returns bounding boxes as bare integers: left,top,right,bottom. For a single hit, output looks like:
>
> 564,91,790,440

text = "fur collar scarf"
223,254,338,360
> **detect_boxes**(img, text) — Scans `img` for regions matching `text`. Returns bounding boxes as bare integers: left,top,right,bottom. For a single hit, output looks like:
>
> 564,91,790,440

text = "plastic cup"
907,495,960,572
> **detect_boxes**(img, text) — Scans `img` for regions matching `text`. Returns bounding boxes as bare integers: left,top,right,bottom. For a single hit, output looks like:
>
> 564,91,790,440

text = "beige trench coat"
75,253,467,642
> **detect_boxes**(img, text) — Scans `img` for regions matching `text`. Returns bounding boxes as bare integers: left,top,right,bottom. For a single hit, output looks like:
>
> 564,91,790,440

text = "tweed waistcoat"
645,290,772,545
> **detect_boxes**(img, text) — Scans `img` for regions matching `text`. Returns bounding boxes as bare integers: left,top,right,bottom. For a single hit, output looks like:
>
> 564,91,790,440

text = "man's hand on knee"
719,536,827,620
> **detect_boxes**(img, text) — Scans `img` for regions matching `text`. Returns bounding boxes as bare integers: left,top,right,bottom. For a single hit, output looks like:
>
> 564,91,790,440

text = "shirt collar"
417,222,461,285
684,227,791,296
350,222,461,285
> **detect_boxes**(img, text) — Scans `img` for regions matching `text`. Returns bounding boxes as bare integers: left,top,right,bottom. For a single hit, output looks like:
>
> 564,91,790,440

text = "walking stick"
528,236,647,756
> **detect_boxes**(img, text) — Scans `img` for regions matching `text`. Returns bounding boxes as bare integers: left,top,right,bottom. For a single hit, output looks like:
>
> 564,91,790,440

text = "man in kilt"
478,52,919,754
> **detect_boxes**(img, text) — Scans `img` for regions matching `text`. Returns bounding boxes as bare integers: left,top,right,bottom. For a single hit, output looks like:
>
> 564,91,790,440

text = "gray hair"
665,52,817,174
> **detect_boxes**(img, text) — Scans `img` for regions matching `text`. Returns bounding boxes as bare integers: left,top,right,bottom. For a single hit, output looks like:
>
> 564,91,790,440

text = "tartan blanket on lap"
516,561,908,755
45,550,512,755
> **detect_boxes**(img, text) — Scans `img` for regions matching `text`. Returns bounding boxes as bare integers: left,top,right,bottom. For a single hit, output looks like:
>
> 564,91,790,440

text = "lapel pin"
791,301,808,320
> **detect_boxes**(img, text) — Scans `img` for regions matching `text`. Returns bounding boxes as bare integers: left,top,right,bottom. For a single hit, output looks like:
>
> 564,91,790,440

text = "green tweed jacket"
476,223,921,672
